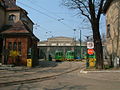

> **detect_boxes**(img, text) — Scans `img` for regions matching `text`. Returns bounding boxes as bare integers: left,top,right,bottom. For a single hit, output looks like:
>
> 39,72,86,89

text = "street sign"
87,49,94,55
87,42,94,49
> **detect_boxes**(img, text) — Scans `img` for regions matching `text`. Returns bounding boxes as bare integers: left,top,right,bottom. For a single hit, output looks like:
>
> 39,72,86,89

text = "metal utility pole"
73,29,76,58
85,36,90,68
79,30,82,60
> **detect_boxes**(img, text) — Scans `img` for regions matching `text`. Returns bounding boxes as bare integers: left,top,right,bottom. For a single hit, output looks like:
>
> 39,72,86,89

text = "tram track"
0,65,85,87
0,67,55,79
0,63,71,79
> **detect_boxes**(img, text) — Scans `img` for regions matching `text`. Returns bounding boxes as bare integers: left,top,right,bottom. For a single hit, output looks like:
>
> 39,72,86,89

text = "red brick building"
0,0,39,66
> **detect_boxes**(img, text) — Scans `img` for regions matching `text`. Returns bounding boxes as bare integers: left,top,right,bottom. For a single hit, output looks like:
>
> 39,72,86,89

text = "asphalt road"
0,61,120,90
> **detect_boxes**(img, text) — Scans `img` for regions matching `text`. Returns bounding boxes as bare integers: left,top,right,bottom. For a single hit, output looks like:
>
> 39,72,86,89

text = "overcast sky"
17,0,106,41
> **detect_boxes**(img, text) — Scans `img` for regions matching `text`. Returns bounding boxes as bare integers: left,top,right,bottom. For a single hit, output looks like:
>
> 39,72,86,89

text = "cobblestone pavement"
0,61,120,90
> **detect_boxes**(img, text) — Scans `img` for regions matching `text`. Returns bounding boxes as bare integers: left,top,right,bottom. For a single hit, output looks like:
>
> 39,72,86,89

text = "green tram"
65,51,75,61
84,52,96,59
55,50,96,61
55,51,64,61
55,51,76,61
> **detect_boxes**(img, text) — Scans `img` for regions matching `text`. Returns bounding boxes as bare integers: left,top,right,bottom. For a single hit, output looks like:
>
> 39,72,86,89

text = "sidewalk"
80,68,120,81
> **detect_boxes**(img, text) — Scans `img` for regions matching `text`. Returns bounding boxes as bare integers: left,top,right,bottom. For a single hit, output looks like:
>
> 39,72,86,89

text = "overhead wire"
18,1,92,30
26,0,91,33
28,0,79,23
17,1,57,38
17,1,93,40
17,1,73,29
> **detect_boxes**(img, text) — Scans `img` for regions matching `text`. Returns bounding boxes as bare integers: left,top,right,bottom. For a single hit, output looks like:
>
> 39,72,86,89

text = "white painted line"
80,68,88,74
81,70,120,73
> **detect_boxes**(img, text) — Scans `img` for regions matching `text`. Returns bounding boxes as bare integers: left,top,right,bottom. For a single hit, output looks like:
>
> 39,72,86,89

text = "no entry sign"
87,49,94,55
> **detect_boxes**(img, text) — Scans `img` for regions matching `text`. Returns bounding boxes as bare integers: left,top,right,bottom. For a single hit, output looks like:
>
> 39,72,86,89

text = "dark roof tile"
0,21,29,34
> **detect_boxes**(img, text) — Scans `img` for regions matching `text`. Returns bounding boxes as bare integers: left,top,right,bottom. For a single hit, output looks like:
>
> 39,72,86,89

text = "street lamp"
73,29,76,40
73,29,82,60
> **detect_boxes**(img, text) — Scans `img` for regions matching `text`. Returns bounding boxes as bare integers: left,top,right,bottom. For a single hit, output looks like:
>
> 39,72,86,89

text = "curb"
80,69,120,73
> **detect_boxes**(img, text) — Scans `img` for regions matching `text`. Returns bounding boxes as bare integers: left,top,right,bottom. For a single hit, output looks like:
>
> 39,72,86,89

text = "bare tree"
62,0,107,69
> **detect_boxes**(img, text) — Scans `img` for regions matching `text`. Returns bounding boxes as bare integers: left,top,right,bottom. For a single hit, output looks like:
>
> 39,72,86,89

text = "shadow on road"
36,61,62,68
43,85,87,90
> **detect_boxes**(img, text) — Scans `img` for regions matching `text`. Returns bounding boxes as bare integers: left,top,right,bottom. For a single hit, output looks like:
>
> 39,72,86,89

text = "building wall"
20,11,33,32
5,11,20,25
38,37,84,47
38,37,87,59
28,38,39,66
32,39,39,66
0,6,5,28
25,17,33,32
106,0,120,58
5,37,28,65
0,0,38,66
0,1,5,63
5,10,33,31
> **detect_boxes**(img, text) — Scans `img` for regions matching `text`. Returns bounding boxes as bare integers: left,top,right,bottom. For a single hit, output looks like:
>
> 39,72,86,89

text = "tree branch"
78,6,91,22
77,0,90,14
88,0,96,23
72,0,91,22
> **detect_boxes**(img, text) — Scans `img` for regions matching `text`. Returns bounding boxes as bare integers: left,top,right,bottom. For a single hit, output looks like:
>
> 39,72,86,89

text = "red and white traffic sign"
87,49,94,55
87,42,94,49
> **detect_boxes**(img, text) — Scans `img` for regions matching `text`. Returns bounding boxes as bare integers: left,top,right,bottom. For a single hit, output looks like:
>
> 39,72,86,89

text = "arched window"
8,14,16,21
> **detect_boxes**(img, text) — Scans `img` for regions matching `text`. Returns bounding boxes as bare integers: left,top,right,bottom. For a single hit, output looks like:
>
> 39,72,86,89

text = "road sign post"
86,42,95,68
